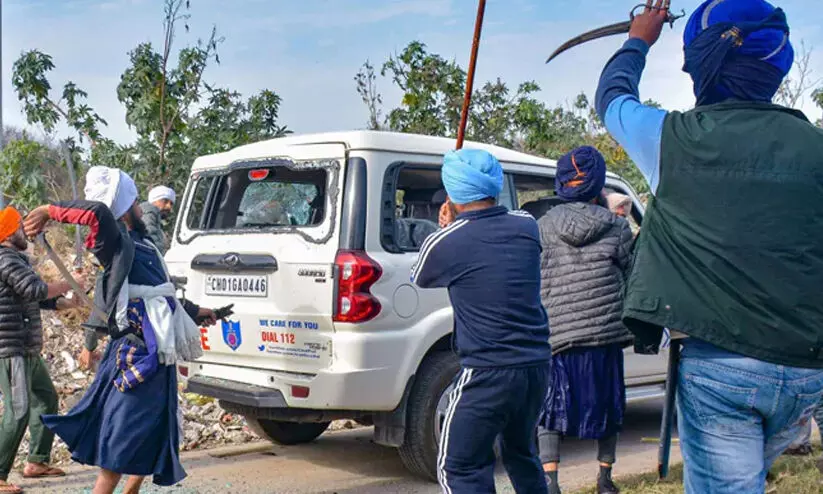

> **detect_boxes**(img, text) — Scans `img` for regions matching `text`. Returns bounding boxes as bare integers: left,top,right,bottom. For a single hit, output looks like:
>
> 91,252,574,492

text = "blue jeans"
677,339,823,494
789,396,823,448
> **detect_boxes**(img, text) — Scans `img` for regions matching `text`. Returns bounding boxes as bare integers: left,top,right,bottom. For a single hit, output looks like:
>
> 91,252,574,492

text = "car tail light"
178,365,189,377
291,385,310,398
334,250,382,323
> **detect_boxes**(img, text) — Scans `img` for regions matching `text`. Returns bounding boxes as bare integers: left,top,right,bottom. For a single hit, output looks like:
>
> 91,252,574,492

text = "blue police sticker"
222,320,243,351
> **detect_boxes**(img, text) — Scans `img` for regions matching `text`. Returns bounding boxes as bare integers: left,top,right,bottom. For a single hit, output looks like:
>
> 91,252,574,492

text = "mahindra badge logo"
222,253,240,267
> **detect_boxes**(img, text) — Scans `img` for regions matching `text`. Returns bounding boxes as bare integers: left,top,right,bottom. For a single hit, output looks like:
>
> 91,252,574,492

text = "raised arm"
595,3,672,195
26,200,123,269
410,221,466,289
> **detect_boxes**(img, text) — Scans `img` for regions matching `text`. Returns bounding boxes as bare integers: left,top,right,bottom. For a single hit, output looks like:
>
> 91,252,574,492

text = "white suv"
167,131,668,481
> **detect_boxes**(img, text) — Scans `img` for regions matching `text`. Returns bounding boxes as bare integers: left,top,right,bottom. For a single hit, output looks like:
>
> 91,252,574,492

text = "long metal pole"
455,0,486,150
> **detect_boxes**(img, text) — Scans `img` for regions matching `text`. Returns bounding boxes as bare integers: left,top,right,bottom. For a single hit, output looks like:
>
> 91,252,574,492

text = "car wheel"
245,418,330,445
398,351,460,481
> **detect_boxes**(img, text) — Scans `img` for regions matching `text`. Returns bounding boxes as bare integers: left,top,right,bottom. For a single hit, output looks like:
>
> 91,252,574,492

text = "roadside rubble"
3,233,360,470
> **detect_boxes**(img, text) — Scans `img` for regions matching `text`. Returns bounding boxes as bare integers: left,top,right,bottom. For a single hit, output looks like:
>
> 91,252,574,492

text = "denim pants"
789,396,823,448
678,339,823,494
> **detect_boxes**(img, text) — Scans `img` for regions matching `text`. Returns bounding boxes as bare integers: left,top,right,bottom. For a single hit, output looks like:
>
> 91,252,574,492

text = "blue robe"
41,232,185,486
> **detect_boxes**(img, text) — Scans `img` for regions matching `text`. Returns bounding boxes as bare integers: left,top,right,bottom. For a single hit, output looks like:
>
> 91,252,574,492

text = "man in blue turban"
412,148,551,493
594,0,823,492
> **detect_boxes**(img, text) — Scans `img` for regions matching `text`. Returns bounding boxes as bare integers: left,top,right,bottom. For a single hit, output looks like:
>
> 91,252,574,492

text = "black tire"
245,418,330,445
398,351,460,481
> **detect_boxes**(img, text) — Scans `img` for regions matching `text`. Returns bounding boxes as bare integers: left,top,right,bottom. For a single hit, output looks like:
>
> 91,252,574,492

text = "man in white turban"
23,166,216,493
141,185,176,254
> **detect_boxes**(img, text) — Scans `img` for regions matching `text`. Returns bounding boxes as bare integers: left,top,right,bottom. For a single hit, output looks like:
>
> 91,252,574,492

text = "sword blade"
36,233,108,322
546,20,632,64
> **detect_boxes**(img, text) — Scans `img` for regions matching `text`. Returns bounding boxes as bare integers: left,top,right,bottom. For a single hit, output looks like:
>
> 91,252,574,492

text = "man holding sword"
595,0,823,492
24,166,221,493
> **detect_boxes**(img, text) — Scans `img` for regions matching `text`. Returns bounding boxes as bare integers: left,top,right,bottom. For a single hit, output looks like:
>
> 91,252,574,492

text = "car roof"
190,130,621,180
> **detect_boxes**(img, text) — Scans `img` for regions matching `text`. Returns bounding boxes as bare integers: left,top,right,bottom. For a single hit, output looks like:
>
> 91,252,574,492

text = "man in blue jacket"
412,149,551,494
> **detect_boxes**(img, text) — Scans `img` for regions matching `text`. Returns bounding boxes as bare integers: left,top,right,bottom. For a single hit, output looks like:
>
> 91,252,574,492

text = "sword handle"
629,3,686,28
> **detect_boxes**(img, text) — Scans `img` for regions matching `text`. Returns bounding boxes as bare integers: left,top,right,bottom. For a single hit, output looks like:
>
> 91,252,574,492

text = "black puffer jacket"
537,202,634,355
0,247,50,358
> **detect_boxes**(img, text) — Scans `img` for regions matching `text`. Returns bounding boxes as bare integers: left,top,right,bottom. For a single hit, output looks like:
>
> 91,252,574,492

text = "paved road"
23,399,677,494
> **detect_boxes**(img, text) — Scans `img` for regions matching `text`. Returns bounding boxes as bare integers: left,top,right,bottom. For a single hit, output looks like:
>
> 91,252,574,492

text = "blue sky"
3,0,822,145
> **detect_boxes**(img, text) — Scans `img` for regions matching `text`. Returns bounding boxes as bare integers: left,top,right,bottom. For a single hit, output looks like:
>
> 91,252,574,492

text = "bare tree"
354,61,383,130
775,41,820,109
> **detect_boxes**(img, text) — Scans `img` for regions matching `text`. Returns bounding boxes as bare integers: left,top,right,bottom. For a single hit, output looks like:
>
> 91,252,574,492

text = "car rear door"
166,144,345,374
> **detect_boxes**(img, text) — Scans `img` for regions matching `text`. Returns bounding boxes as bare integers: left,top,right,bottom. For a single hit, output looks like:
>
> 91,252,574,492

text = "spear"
455,0,487,150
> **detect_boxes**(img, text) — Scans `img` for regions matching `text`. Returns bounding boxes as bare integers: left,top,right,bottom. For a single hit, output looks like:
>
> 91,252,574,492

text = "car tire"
245,418,331,445
398,351,460,481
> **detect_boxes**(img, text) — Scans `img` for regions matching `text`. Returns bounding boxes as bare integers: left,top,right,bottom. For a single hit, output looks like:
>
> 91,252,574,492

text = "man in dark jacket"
0,206,85,494
412,149,551,494
140,185,175,254
595,0,823,492
535,147,633,494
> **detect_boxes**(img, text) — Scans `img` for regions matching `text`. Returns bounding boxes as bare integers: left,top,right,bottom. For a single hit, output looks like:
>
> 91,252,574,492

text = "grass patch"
573,452,823,493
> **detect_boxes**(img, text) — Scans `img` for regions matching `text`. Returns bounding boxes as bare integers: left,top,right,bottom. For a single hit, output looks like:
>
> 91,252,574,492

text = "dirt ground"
16,400,676,494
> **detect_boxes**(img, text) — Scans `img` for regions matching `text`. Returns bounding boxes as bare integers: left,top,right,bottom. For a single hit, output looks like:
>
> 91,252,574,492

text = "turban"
441,149,504,205
0,207,22,244
84,166,138,220
148,185,176,204
555,146,606,203
683,0,793,106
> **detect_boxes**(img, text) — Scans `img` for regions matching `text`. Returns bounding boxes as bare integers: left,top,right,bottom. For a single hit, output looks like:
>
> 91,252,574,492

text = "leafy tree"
10,0,291,206
379,41,465,137
0,131,75,210
11,51,107,147
356,41,650,193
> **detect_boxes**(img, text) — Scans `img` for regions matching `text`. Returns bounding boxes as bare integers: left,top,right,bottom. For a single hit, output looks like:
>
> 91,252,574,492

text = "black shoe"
545,471,562,494
785,444,813,456
597,469,620,494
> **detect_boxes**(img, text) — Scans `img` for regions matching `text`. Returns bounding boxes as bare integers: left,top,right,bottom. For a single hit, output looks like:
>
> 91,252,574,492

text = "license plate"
205,274,268,297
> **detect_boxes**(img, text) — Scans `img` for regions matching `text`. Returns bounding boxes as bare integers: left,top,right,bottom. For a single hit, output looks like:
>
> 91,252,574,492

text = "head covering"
605,192,633,217
441,149,504,205
148,185,176,204
0,207,22,244
683,0,793,106
555,146,606,203
84,166,138,220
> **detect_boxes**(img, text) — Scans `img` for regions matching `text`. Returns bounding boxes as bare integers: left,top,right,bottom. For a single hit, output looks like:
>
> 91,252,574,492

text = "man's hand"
55,296,81,311
23,206,52,238
79,348,101,370
197,308,218,327
438,201,456,228
629,0,670,47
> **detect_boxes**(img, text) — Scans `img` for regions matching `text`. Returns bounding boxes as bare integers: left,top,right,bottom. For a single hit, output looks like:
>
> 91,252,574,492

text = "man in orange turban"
0,206,85,494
